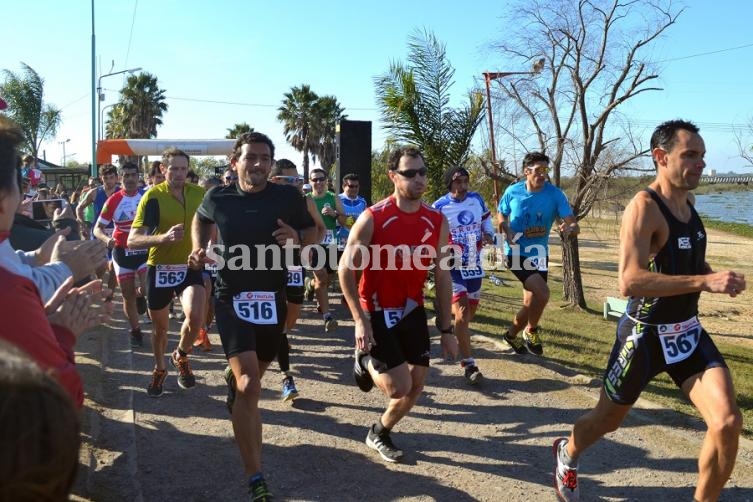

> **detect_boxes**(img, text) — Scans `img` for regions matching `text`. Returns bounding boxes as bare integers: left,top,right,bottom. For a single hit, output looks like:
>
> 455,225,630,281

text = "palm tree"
312,95,347,173
104,103,129,139
226,122,254,139
277,84,320,180
117,72,167,139
374,29,485,201
0,62,61,158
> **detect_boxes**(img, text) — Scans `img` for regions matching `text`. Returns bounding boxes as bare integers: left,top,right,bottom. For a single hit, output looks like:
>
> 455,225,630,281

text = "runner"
128,147,206,397
305,168,345,332
189,132,316,500
497,152,578,355
432,166,495,384
339,145,459,463
269,159,324,401
553,120,746,502
93,162,148,347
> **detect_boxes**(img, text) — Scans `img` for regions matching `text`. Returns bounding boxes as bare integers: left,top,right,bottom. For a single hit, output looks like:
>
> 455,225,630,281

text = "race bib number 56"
155,264,187,288
658,316,701,365
233,291,278,325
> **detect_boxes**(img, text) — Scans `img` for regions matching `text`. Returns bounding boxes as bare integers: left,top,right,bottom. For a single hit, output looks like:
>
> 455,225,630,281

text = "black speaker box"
336,120,372,205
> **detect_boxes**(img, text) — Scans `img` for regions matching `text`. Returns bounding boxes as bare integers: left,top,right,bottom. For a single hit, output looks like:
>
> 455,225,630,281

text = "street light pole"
96,66,142,143
58,138,70,167
483,59,545,204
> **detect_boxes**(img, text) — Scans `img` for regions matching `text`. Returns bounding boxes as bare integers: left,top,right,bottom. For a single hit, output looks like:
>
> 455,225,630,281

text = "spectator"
0,340,81,501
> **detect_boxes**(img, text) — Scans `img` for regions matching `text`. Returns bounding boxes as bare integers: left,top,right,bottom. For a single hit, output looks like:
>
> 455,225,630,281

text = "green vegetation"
704,218,753,239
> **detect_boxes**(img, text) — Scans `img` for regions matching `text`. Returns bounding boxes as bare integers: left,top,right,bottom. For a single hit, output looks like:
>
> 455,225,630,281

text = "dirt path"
72,287,753,501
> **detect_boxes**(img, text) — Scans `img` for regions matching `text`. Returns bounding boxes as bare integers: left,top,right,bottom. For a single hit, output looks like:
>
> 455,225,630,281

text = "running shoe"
224,365,236,415
503,330,527,354
192,327,213,352
281,375,299,402
353,350,374,392
136,295,147,316
304,277,315,302
170,349,196,389
366,425,403,463
248,477,273,501
462,362,483,385
324,315,338,333
147,368,167,397
130,327,143,348
553,438,579,501
523,326,544,356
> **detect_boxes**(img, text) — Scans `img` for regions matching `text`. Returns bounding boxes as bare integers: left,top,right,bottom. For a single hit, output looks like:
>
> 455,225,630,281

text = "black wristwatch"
439,326,454,334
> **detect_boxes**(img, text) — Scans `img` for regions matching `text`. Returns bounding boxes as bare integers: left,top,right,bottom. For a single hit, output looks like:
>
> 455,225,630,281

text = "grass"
704,218,753,239
428,224,753,439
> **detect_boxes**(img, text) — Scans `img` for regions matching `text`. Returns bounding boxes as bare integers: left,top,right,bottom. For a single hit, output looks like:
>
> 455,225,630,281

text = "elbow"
618,276,636,297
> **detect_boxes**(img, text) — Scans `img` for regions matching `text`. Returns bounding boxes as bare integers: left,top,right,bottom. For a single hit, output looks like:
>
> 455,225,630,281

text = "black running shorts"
368,305,431,371
213,293,286,362
146,265,204,311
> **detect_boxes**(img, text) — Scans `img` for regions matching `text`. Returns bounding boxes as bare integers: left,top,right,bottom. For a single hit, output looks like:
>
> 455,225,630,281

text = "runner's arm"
92,221,114,249
334,196,347,227
305,197,326,244
75,189,94,221
433,216,453,331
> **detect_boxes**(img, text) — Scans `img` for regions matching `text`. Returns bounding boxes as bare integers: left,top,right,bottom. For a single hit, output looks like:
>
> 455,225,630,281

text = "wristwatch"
439,326,454,334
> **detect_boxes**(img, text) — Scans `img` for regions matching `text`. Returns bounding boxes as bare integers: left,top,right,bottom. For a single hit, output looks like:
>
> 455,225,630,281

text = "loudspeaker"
336,120,372,205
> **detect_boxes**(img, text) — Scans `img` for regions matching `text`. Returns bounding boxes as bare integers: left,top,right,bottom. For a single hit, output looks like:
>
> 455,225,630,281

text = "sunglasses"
310,177,327,183
394,167,428,178
525,167,550,175
273,175,304,184
344,184,359,189
225,176,238,181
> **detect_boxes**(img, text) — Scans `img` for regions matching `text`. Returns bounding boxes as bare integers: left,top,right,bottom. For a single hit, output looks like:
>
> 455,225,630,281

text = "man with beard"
339,146,458,463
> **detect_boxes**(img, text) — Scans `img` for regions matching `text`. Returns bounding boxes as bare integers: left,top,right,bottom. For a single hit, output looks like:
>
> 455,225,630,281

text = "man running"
553,120,746,502
269,159,324,401
305,168,345,332
189,132,316,500
497,152,578,355
432,166,495,384
339,145,458,463
128,148,206,397
93,162,148,347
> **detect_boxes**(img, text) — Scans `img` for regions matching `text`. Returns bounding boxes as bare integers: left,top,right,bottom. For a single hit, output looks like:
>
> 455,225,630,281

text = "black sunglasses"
394,167,428,178
310,177,327,183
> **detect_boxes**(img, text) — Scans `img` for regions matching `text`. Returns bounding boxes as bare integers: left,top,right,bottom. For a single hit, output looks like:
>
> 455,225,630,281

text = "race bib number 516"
233,291,278,325
658,316,701,365
155,264,187,288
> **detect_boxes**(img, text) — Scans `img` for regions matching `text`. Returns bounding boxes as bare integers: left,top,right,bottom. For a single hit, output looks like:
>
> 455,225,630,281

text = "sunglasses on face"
345,184,359,189
525,166,550,176
225,175,238,181
310,177,327,183
394,167,428,178
273,175,304,184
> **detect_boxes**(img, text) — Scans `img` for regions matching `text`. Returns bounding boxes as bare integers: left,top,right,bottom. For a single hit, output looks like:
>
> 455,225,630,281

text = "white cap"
302,183,313,192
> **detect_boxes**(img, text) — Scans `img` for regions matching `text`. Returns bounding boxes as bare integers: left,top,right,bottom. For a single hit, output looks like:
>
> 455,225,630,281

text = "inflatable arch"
96,139,234,165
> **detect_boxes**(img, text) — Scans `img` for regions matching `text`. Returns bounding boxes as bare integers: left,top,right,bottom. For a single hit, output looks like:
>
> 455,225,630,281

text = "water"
694,191,753,226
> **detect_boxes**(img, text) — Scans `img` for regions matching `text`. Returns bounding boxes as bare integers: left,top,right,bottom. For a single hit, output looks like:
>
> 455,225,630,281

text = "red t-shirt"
0,267,82,408
358,195,444,311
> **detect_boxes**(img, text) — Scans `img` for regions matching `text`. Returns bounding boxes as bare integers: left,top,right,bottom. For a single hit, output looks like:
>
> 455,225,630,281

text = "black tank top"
624,188,707,325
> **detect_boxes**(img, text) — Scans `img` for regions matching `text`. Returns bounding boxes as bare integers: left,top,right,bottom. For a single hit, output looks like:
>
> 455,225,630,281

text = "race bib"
460,266,485,280
658,316,701,365
124,247,148,257
155,264,187,288
383,308,404,329
321,229,334,245
527,257,548,272
287,265,304,287
233,291,278,325
204,261,218,277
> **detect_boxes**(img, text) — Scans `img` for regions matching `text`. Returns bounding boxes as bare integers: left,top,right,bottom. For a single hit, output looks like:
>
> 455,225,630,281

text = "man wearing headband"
432,166,495,384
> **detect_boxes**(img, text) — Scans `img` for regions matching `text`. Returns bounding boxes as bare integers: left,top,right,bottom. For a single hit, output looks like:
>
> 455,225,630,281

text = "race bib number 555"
658,316,701,365
233,291,278,325
155,264,187,288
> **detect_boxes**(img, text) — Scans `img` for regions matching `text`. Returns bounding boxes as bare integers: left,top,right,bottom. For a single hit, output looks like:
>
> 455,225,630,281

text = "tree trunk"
561,235,587,309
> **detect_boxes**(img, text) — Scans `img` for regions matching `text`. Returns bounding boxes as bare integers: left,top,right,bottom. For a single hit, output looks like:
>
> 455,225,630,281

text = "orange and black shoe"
192,327,213,352
147,368,167,397
170,349,196,389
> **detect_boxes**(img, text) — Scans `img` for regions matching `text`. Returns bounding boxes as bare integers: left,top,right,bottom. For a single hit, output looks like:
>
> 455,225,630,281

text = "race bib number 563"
658,316,701,365
155,264,187,288
233,291,278,325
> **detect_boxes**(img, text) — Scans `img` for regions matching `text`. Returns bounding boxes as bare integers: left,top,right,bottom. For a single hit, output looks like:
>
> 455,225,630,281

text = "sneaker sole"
282,391,299,402
170,356,196,390
365,435,403,463
466,372,483,385
503,336,528,355
525,343,544,356
325,319,338,332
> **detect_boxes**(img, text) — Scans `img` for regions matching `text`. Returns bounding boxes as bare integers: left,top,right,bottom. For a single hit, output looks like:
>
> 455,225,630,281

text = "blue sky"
2,0,752,174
